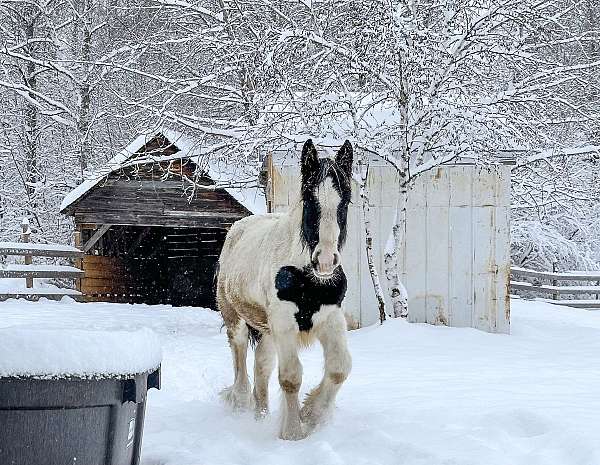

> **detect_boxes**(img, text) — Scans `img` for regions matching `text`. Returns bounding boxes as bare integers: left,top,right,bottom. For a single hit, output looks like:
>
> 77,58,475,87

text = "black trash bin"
0,367,160,465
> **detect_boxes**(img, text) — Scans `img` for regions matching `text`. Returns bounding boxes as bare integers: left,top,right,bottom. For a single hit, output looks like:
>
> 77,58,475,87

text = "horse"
216,139,353,440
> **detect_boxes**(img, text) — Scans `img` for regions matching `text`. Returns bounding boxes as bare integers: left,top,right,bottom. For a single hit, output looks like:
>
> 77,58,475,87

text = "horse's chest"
275,266,347,331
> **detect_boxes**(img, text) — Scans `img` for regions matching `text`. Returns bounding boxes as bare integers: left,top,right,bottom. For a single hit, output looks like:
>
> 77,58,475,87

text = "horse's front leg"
300,306,351,432
271,307,306,440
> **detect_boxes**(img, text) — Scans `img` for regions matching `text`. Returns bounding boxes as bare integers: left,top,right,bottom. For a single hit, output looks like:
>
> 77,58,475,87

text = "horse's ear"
335,140,353,177
301,139,319,182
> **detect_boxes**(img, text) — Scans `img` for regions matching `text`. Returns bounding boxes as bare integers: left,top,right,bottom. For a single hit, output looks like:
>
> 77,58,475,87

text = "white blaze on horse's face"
300,139,353,279
313,177,342,277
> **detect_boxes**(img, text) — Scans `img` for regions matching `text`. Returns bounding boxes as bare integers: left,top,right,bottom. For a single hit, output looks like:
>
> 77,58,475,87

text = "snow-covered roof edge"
60,129,266,215
60,133,152,213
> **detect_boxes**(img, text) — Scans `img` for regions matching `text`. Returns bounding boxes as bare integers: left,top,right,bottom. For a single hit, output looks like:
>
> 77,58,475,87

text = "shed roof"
61,129,266,215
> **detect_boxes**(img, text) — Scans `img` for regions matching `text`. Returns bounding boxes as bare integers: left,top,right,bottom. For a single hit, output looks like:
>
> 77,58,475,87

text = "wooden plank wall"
81,255,132,301
271,159,401,328
71,163,248,228
79,225,227,307
400,165,511,334
271,158,511,333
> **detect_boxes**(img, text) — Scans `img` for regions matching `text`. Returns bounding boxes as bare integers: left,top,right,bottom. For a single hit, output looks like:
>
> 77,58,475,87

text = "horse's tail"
213,261,220,289
212,261,220,311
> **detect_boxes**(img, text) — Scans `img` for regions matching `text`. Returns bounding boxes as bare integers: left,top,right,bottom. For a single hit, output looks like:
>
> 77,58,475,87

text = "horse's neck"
276,199,310,266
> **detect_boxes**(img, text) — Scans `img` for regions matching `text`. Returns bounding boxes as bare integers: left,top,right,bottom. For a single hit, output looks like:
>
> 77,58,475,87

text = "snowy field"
1,297,599,465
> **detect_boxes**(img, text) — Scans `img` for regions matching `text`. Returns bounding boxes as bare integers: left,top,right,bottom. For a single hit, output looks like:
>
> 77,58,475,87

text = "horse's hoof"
299,404,319,428
279,428,307,441
299,404,311,422
254,407,269,421
220,386,253,411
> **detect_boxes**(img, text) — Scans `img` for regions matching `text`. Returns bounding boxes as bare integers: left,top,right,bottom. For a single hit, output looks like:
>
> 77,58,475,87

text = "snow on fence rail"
0,220,84,301
510,266,600,310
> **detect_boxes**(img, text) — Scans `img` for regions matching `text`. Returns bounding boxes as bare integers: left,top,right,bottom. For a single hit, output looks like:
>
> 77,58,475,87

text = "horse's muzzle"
311,249,340,278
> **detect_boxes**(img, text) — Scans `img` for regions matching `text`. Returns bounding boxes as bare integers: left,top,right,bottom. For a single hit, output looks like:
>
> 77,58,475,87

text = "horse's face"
300,139,353,279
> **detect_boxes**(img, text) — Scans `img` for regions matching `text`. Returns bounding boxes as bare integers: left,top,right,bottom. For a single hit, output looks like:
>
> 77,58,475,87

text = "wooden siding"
68,161,249,228
399,165,511,334
79,226,226,308
270,162,400,328
270,159,511,333
65,135,255,308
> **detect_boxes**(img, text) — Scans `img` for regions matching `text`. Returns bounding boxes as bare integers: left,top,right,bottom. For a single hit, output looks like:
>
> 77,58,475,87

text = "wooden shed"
61,130,265,308
266,144,512,333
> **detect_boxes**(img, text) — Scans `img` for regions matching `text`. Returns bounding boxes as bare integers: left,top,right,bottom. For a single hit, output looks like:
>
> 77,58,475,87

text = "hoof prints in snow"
1,298,599,465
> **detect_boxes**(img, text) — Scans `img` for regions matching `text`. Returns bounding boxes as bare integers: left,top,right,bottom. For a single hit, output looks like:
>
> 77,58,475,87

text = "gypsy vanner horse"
217,139,353,440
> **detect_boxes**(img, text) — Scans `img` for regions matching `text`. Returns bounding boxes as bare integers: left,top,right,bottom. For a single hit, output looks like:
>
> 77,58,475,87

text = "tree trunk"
23,13,38,214
75,0,92,176
358,159,388,324
384,81,410,319
384,180,409,318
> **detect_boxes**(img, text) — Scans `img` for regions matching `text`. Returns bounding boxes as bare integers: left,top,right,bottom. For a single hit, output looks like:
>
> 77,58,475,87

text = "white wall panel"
271,156,510,333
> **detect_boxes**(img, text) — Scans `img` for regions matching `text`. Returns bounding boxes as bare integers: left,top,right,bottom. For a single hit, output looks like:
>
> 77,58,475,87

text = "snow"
0,277,76,294
0,241,81,253
0,299,161,378
0,297,599,463
0,328,161,378
1,264,83,273
511,266,600,280
60,133,150,212
60,128,267,214
0,288,81,296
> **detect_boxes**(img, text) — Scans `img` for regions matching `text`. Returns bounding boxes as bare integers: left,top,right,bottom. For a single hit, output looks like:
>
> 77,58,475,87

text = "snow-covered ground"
1,297,599,465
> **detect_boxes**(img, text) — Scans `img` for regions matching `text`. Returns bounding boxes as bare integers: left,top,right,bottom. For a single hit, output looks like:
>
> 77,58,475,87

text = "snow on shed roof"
60,129,266,215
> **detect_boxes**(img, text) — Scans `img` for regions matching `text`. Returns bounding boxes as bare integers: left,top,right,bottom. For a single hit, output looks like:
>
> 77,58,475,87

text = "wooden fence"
0,220,84,301
510,266,600,310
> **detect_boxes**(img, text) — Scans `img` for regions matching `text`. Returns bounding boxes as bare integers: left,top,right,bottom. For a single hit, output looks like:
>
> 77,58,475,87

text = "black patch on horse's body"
300,140,353,256
275,265,347,331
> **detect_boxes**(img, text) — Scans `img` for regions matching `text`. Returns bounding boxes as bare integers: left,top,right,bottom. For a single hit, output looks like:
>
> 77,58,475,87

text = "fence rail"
0,220,84,301
510,266,600,310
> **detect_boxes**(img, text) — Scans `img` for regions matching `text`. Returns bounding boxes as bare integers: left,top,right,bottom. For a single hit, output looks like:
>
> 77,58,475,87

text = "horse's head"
300,139,353,279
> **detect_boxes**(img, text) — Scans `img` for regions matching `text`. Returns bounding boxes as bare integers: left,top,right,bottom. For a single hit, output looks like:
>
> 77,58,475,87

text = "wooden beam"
510,281,600,295
83,224,112,253
162,211,246,218
21,220,33,288
511,266,600,281
74,225,82,293
0,289,83,302
0,242,83,258
0,264,85,279
74,213,240,229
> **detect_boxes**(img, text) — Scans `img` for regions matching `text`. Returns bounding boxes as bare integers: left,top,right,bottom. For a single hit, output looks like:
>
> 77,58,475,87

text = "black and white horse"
217,139,353,440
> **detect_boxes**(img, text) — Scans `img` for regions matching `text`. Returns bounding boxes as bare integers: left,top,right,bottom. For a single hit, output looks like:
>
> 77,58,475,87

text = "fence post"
21,218,33,289
74,226,82,294
552,261,558,301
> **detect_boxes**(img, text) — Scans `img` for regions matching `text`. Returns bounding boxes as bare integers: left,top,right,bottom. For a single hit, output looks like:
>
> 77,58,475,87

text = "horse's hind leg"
253,333,275,419
220,315,253,411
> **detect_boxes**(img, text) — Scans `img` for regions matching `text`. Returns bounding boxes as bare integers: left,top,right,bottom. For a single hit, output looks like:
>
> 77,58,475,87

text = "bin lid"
0,327,162,379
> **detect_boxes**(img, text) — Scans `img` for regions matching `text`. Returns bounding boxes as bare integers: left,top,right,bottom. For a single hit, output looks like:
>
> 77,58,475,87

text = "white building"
266,146,512,334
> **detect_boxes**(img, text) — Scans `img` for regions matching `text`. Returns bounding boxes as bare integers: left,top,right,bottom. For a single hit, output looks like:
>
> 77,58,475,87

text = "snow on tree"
0,0,598,282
